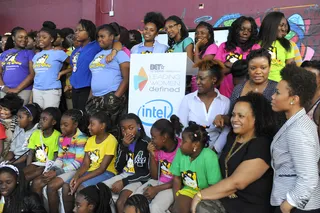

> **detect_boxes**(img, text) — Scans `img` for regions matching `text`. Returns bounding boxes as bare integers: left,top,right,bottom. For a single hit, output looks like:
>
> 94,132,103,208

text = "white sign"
128,53,188,136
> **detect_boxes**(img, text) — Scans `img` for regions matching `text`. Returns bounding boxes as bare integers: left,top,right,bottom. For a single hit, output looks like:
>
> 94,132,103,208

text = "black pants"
72,87,91,111
274,207,320,213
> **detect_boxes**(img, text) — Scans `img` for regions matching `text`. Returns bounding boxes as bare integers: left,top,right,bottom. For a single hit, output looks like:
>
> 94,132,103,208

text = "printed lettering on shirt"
35,144,48,163
160,159,172,178
181,170,199,190
72,52,80,72
225,52,243,63
33,54,51,68
2,53,22,66
134,150,146,167
124,152,135,173
90,55,105,69
89,149,100,167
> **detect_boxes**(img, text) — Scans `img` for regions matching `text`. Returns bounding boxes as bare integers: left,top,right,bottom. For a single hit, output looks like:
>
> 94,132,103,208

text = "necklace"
248,80,268,93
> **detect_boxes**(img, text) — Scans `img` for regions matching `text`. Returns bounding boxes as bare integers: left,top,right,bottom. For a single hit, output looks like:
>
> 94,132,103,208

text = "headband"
0,161,19,175
23,105,33,117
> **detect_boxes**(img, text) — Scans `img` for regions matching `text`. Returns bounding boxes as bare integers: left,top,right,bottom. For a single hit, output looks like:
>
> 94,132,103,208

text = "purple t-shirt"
0,49,34,90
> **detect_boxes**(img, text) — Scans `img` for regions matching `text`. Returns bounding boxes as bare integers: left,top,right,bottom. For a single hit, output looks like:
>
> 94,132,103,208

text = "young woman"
86,24,130,137
215,16,260,98
69,19,101,112
271,65,320,213
32,21,70,109
191,93,277,213
178,59,230,154
0,27,35,104
258,11,295,82
131,12,167,54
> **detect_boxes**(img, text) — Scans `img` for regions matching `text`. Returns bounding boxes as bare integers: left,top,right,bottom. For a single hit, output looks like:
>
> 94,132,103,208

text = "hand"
70,178,82,195
147,143,156,157
106,50,117,63
191,194,202,213
57,72,63,80
143,185,158,200
280,200,294,213
122,133,135,146
195,38,208,48
213,114,224,128
64,85,72,92
43,170,56,182
111,180,124,194
7,88,20,94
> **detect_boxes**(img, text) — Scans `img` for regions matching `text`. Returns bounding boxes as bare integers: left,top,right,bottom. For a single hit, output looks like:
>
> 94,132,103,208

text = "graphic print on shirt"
181,170,199,190
33,54,51,68
141,50,153,54
3,53,21,66
61,145,70,156
226,52,243,63
268,46,277,60
89,55,105,69
160,159,172,178
35,144,48,162
124,152,135,173
89,149,100,167
72,52,80,72
134,150,146,167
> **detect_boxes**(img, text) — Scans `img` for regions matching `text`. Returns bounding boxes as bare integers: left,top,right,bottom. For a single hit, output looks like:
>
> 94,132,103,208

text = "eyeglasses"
164,24,178,32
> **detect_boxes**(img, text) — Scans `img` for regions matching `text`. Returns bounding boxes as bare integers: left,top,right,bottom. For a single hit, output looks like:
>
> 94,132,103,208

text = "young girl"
124,194,150,213
0,94,24,160
0,162,46,213
32,21,70,109
5,103,42,169
131,12,167,54
73,182,116,213
31,109,88,213
103,113,150,213
63,111,118,212
215,16,260,98
23,107,61,181
170,122,222,213
134,115,182,213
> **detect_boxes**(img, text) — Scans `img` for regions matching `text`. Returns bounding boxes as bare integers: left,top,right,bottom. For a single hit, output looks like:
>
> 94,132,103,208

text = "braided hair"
183,121,210,148
78,183,113,213
124,194,150,213
62,109,89,135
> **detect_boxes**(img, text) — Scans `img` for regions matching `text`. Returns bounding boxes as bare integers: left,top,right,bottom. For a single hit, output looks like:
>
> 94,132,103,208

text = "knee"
47,181,60,193
31,178,45,191
62,183,71,196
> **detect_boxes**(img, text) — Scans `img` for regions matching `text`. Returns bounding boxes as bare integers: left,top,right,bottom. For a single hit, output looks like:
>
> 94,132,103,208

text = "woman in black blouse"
191,92,278,213
214,48,277,128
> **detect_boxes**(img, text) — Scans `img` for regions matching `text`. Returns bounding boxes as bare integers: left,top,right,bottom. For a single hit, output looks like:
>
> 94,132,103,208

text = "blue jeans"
67,171,115,187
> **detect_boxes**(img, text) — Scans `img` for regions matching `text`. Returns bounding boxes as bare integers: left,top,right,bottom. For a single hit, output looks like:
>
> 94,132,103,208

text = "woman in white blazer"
271,64,320,213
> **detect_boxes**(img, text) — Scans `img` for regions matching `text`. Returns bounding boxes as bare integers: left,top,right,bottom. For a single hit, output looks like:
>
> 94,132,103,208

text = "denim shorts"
67,171,115,187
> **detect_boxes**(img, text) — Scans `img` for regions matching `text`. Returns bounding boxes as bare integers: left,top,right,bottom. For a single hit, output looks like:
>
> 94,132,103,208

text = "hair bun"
42,21,56,30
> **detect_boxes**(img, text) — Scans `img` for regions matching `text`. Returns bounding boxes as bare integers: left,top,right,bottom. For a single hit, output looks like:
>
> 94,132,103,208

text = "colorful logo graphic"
134,67,148,91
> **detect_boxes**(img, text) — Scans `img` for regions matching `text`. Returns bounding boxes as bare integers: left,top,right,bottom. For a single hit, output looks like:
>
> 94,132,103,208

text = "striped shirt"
270,109,320,210
54,128,88,173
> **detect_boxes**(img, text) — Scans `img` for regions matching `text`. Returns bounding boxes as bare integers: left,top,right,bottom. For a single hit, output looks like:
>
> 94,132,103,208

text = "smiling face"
196,70,217,94
13,30,28,49
238,20,252,44
231,102,255,136
248,56,270,85
0,171,17,197
143,22,158,42
38,31,53,49
271,80,293,112
97,29,114,49
195,25,210,43
0,106,12,119
277,17,288,39
164,20,180,39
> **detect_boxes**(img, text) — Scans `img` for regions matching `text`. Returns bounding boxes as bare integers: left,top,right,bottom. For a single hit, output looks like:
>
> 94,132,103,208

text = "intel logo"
137,99,173,126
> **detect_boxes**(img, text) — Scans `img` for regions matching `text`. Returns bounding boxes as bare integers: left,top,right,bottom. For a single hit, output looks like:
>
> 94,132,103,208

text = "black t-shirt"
219,133,273,213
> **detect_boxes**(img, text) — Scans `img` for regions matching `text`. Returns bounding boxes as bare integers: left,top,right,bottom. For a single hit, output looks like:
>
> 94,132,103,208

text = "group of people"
0,9,318,213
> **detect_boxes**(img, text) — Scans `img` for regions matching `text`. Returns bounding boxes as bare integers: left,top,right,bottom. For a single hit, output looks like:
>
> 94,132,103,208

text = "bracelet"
112,48,119,53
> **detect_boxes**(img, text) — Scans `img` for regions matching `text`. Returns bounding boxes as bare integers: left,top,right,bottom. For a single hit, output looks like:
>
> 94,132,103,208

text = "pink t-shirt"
154,138,181,183
122,47,131,57
215,42,261,97
191,44,219,92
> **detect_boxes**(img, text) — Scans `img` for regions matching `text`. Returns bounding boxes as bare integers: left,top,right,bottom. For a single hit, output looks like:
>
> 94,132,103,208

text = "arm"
149,153,158,180
185,44,194,62
172,175,182,198
153,181,173,193
115,143,129,173
0,64,5,86
0,140,3,157
6,61,35,93
26,149,35,166
114,62,129,97
200,158,269,200
57,57,72,80
13,154,28,164
106,41,123,63
73,152,90,180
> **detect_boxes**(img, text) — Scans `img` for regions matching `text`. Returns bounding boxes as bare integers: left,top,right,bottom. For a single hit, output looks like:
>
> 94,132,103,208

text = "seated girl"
24,107,61,181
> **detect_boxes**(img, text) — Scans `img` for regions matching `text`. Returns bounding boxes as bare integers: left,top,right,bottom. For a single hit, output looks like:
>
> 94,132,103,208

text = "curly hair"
40,21,57,43
246,48,271,66
183,121,210,148
144,12,165,31
225,16,258,52
195,21,215,58
234,92,278,139
194,59,224,86
258,12,291,51
165,15,189,49
0,93,24,115
280,64,317,107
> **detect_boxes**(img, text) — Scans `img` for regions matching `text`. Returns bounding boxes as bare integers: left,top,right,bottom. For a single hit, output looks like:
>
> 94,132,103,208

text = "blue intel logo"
137,99,173,126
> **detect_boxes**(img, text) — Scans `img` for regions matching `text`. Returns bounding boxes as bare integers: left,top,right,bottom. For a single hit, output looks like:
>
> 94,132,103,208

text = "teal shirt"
170,148,222,193
168,37,193,53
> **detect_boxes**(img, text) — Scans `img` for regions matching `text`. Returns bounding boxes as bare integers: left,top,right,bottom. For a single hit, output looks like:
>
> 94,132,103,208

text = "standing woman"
70,19,101,112
271,64,320,213
215,16,260,98
32,21,70,109
86,24,130,137
258,11,295,82
0,27,35,104
131,12,167,54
